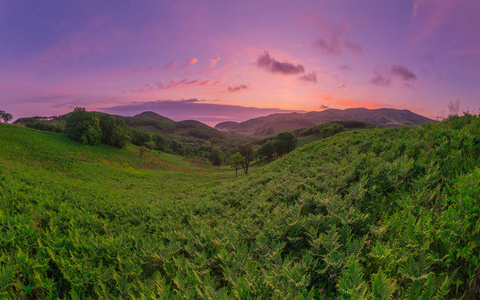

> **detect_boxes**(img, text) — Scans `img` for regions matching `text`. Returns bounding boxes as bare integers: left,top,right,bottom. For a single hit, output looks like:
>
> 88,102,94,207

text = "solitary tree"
65,107,102,145
228,152,244,177
0,110,12,123
239,144,254,174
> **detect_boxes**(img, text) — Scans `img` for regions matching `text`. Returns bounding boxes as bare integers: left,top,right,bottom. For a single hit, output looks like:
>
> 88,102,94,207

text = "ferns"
1,115,480,298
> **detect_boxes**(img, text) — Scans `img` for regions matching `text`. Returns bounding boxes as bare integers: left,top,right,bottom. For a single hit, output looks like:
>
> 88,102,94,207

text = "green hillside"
1,114,479,298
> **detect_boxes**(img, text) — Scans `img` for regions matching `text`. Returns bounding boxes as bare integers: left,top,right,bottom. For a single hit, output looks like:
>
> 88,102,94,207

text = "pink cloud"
200,79,212,86
164,60,177,69
187,79,200,85
209,56,220,67
187,58,198,65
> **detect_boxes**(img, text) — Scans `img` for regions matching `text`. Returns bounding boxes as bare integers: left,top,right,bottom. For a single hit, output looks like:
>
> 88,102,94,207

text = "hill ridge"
215,107,433,136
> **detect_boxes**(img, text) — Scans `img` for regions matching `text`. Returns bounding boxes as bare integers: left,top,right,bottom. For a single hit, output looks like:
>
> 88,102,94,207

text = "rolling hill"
215,107,433,136
16,110,256,148
1,114,479,298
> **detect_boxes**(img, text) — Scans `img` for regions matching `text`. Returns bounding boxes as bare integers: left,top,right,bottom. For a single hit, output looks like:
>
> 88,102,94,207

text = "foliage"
274,131,297,156
26,121,64,133
0,110,12,123
209,146,224,166
238,144,254,174
99,114,130,149
228,152,244,176
1,114,480,298
65,107,102,145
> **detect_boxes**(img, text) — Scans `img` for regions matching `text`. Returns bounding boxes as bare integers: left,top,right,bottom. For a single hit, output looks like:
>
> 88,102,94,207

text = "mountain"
215,108,434,136
133,111,174,122
119,111,255,147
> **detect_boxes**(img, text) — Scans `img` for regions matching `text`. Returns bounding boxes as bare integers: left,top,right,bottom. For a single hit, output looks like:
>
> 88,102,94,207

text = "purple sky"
1,0,479,126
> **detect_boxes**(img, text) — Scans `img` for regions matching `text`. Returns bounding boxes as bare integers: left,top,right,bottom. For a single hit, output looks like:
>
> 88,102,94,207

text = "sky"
1,0,479,126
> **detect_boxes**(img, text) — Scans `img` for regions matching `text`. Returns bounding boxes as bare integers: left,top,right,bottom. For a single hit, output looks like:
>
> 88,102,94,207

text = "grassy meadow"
1,115,480,299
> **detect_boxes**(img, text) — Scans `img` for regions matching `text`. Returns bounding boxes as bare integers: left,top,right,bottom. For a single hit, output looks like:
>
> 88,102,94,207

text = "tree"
0,110,12,123
448,98,461,116
228,152,244,177
209,146,223,166
258,140,276,161
239,144,254,174
65,107,102,145
130,130,152,147
144,141,156,151
274,132,297,156
99,114,130,149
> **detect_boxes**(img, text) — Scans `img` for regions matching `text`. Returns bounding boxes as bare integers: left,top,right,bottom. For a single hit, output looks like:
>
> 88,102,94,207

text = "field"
1,115,479,299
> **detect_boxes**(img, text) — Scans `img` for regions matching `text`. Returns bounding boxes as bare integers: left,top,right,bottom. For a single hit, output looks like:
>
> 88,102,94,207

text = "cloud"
371,65,417,86
164,60,177,69
313,38,341,55
185,58,198,67
339,64,352,70
256,51,305,75
209,56,220,67
227,84,249,93
187,78,200,85
312,19,362,56
391,65,417,80
344,40,363,54
200,79,212,86
298,72,317,83
100,99,304,126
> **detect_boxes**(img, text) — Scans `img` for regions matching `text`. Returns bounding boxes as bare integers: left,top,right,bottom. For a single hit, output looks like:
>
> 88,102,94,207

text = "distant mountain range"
214,108,433,136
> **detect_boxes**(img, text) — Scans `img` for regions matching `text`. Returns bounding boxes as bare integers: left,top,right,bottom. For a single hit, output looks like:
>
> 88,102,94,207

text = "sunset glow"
1,0,479,125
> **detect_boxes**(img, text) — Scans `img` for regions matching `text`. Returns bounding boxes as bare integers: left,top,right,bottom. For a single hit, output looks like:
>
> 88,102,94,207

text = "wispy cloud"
313,18,362,56
164,60,177,69
313,38,341,55
344,40,363,54
298,72,317,83
256,51,305,75
227,84,249,93
209,56,220,67
184,57,198,67
371,65,417,86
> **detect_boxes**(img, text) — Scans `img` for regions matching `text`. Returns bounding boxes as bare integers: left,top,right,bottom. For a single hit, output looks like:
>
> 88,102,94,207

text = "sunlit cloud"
209,56,220,67
200,79,212,86
186,58,198,66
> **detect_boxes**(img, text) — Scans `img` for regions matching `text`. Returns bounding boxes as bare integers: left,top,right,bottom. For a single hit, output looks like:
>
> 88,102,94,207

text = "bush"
99,115,130,149
65,107,102,145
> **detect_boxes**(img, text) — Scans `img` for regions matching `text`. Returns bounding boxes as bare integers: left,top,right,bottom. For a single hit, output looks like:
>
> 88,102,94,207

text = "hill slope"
1,115,479,298
215,107,433,136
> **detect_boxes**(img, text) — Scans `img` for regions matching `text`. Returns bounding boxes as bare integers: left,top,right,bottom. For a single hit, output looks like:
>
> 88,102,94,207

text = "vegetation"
26,121,65,133
0,113,479,298
0,110,12,123
257,131,298,161
99,114,130,149
65,107,102,145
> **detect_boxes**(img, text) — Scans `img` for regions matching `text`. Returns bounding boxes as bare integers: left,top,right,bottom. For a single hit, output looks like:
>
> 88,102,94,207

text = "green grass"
1,114,480,299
